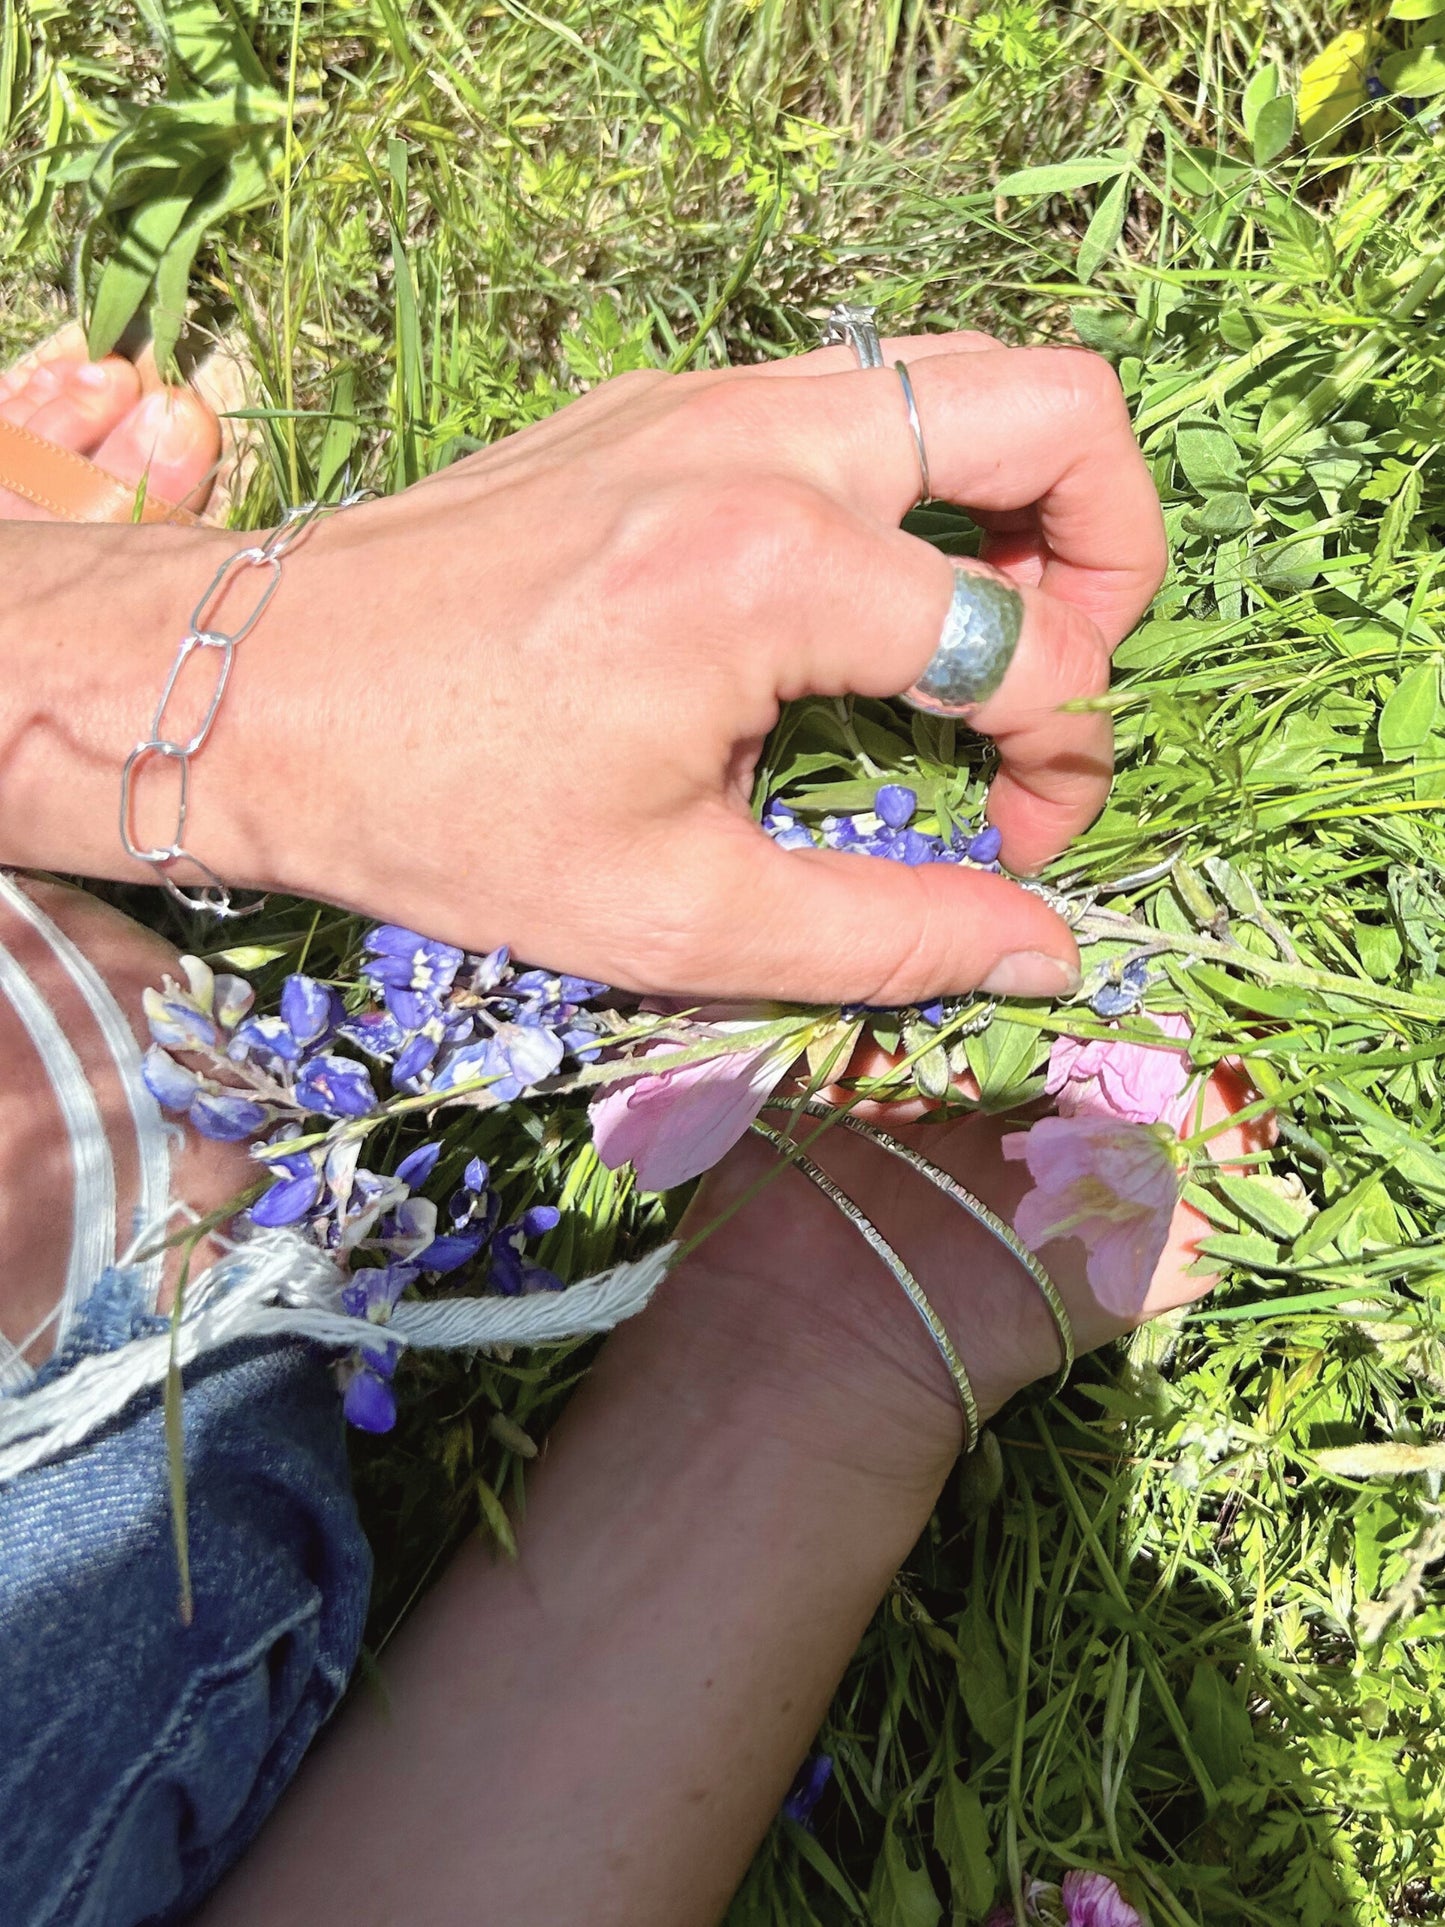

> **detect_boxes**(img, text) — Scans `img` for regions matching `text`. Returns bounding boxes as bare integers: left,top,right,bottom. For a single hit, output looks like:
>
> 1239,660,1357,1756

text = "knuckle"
693,475,835,620
1047,345,1128,420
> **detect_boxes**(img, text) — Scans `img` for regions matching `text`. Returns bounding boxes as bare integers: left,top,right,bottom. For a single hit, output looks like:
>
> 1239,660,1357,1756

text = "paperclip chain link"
119,491,368,918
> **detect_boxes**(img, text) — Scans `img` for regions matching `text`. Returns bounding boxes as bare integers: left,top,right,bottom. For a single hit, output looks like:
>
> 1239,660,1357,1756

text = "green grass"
6,1,1445,1919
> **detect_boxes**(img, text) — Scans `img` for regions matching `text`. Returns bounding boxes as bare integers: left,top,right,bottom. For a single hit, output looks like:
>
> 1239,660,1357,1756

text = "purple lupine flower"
280,974,338,1050
188,1090,271,1141
469,945,511,992
343,1367,397,1433
228,1012,303,1067
382,983,440,1031
295,1052,378,1118
419,1228,487,1275
142,987,218,1053
250,1152,323,1228
967,824,1003,864
395,1141,443,1187
362,925,465,995
875,784,916,830
142,1045,201,1111
781,1753,833,1828
393,1029,441,1090
337,1008,408,1059
520,1203,560,1238
340,1262,418,1319
918,999,946,1026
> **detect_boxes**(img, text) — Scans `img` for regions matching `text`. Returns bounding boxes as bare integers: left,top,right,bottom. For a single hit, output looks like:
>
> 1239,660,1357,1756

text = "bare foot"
0,322,222,521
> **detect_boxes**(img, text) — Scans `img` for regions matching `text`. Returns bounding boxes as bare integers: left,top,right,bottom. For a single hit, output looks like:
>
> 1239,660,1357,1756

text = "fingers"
699,343,1166,650
639,817,1081,1006
962,565,1115,874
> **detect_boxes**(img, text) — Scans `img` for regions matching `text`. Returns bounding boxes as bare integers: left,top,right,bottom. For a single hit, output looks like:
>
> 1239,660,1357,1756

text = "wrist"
0,520,279,891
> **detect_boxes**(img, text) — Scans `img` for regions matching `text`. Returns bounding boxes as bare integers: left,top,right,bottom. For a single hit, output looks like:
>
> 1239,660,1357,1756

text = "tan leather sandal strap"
0,417,199,526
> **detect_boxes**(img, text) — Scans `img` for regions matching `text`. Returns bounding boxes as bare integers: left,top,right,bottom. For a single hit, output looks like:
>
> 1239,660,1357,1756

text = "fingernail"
978,950,1081,999
73,361,112,389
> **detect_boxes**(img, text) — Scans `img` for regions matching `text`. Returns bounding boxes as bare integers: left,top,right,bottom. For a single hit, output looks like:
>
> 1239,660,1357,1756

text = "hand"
205,331,1165,1005
676,1061,1264,1475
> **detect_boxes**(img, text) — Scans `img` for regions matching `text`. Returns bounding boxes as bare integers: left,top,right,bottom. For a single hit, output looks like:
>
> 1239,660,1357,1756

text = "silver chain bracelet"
119,490,367,919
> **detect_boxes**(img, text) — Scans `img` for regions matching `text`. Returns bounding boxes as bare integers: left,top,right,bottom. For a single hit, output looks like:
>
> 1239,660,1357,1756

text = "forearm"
202,1143,978,1927
0,522,273,885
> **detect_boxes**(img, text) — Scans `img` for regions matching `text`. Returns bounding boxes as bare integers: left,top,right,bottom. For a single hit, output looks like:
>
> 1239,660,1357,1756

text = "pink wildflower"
589,1031,800,1192
1061,1870,1144,1927
986,1871,1143,1927
1046,1012,1197,1135
1002,1113,1183,1317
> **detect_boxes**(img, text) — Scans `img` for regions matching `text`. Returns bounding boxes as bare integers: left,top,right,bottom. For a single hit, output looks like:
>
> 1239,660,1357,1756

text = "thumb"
668,821,1082,1006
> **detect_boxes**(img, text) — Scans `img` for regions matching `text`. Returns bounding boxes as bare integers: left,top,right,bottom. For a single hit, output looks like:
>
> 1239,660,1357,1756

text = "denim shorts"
0,1264,373,1927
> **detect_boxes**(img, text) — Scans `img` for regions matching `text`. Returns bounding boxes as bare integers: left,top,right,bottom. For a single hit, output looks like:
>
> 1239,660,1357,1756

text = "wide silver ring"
904,564,1022,716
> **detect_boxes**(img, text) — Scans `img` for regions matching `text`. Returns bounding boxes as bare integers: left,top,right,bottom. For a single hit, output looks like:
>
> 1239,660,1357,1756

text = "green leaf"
1381,43,1445,94
1176,415,1243,492
1077,170,1129,284
1378,661,1441,761
1212,1173,1315,1242
1392,0,1445,17
1252,93,1297,167
963,1016,1044,1110
994,154,1127,197
953,1593,1015,1750
1186,1662,1252,1788
933,1765,994,1915
868,1815,942,1927
87,184,195,357
1242,64,1280,145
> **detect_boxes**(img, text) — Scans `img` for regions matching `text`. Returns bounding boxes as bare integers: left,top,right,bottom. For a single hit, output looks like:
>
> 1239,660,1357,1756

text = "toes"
6,356,143,453
91,386,222,513
0,322,90,406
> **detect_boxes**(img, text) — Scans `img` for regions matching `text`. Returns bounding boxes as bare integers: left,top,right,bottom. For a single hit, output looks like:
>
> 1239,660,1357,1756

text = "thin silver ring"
893,358,932,504
821,300,885,367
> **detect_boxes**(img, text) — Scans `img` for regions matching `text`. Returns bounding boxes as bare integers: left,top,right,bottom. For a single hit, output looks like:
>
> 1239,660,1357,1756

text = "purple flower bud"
521,1204,560,1238
393,1030,440,1089
420,1229,486,1276
343,1368,398,1433
875,784,917,830
395,1141,443,1187
782,1753,833,1828
918,1000,946,1026
251,1161,323,1227
771,824,817,851
338,1009,407,1059
498,1022,566,1092
212,974,255,1030
229,1013,302,1066
1121,955,1152,988
899,828,939,866
142,987,217,1053
295,1053,378,1119
464,1156,488,1194
384,984,439,1031
967,824,1003,864
142,1045,201,1112
363,925,464,994
188,1090,270,1142
361,1342,401,1380
280,974,337,1050
471,945,511,991
1090,980,1144,1018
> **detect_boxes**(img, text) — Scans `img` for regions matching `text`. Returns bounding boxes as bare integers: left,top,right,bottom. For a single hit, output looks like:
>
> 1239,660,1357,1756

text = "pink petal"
1061,1869,1144,1927
589,1037,799,1192
1048,1013,1196,1130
